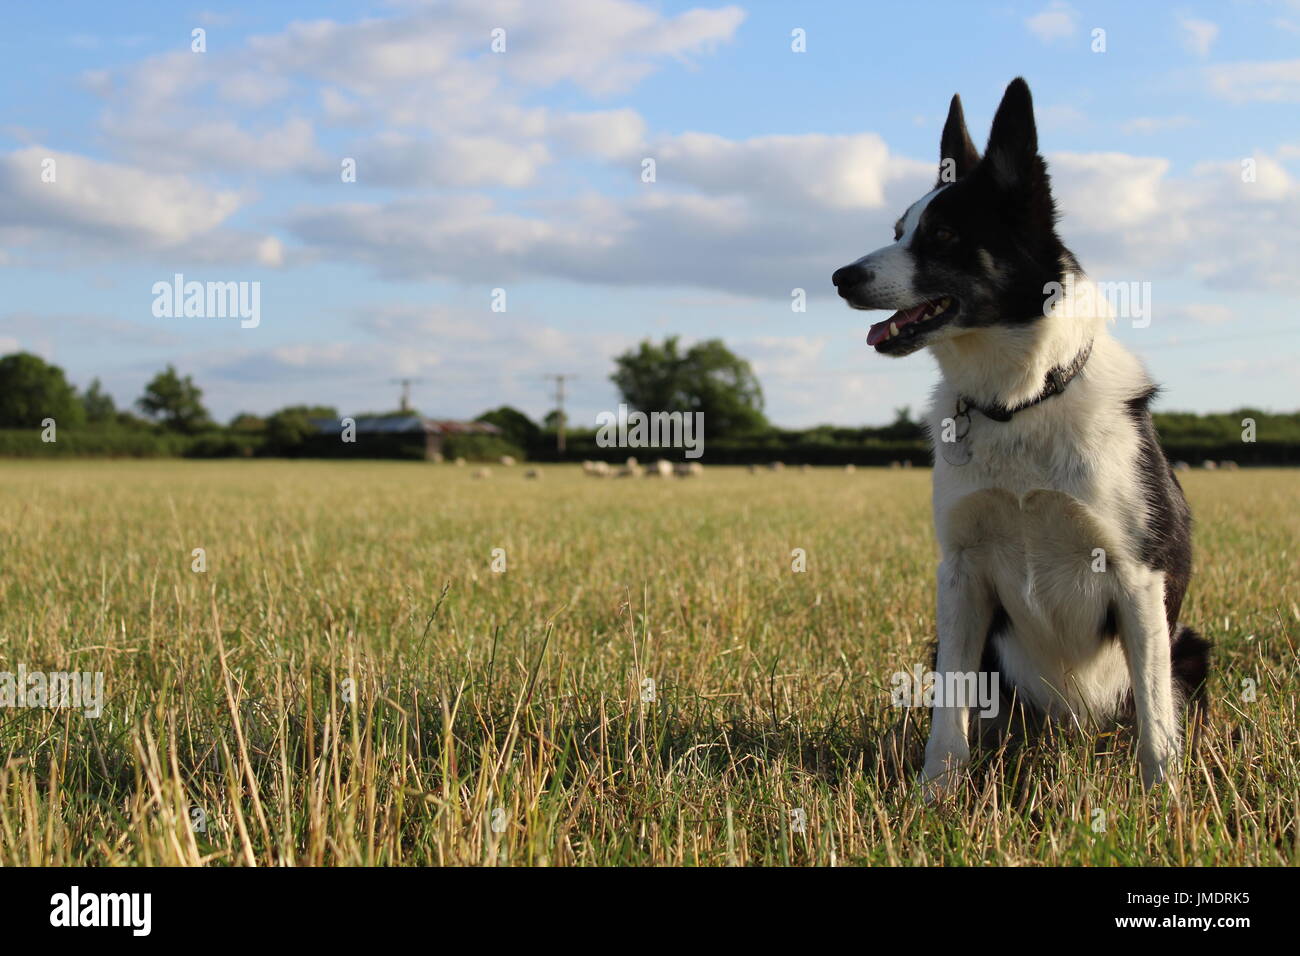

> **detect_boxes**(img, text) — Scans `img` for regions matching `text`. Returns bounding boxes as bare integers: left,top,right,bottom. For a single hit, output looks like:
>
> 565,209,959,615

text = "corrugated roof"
427,420,502,435
309,417,501,436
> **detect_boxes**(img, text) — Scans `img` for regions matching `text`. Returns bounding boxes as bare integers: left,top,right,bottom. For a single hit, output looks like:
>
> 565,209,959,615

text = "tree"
0,352,86,428
476,406,541,450
610,337,767,438
880,405,925,441
112,410,153,431
137,366,210,433
263,405,337,451
228,412,267,434
81,378,117,423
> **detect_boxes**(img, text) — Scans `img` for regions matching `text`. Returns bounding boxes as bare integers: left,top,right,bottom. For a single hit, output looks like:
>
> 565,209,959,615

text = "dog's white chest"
937,486,1131,717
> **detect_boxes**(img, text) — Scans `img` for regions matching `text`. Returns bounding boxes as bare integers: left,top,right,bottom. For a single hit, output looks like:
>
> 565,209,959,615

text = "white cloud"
549,109,647,158
90,50,206,113
1038,104,1089,130
241,0,743,96
649,131,928,209
1026,1,1079,43
197,10,236,27
354,304,497,344
355,132,550,188
0,147,242,247
1206,59,1300,103
1051,152,1170,228
1179,17,1219,56
443,0,745,95
1121,116,1194,135
24,0,1300,415
217,71,291,107
319,87,367,125
0,312,182,351
1193,153,1295,201
107,115,324,174
257,237,285,268
1050,148,1300,292
745,335,828,380
82,0,740,190
278,135,1300,300
245,17,462,88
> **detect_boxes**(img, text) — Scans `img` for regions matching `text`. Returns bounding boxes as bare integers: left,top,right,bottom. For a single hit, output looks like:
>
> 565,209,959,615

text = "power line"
389,377,425,413
542,373,577,453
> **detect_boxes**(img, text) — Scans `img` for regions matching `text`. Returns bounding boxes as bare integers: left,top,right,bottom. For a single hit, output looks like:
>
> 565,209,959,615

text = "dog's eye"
933,227,957,242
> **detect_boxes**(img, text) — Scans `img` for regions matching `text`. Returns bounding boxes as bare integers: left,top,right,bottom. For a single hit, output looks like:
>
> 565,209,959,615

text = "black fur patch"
1123,385,1193,635
937,93,980,187
832,78,1084,357
1099,601,1119,641
926,605,1006,678
1172,625,1212,710
909,80,1080,332
983,605,1009,672
1119,625,1211,743
893,81,1212,760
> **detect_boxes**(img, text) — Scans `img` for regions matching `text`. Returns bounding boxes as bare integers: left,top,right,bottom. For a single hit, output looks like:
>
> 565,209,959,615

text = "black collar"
959,339,1093,423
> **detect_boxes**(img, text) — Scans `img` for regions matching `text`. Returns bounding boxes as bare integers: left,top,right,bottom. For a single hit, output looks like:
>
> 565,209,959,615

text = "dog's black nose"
832,264,871,288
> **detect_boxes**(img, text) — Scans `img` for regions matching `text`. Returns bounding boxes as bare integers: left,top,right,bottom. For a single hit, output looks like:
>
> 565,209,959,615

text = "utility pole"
543,374,576,453
390,378,424,414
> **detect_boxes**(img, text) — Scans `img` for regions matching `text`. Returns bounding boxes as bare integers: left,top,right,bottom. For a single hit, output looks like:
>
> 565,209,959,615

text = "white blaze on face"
897,185,948,244
848,185,950,308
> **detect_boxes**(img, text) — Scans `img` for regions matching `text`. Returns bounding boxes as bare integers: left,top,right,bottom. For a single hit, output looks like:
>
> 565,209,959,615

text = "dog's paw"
1138,735,1183,795
1139,758,1164,790
919,753,969,805
920,773,960,806
1139,756,1182,799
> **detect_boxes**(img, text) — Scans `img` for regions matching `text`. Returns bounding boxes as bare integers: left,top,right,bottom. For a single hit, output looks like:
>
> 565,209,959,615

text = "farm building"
308,416,501,460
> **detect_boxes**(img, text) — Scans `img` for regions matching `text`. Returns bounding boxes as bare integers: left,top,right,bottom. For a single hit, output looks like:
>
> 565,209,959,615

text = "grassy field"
0,460,1296,866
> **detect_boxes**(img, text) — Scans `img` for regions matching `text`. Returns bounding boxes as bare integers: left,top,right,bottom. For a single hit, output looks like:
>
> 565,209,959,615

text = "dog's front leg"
1116,571,1181,790
921,556,993,802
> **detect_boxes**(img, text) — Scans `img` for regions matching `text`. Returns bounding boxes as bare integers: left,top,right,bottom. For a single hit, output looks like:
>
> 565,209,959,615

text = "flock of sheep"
464,457,1239,479
467,456,705,480
1173,460,1240,471
579,458,704,478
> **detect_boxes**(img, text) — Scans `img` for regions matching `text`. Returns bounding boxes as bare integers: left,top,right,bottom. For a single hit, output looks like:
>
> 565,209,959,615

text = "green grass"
0,460,1296,866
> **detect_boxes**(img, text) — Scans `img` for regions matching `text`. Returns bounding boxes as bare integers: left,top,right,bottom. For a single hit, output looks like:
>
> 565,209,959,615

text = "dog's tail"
1172,624,1212,748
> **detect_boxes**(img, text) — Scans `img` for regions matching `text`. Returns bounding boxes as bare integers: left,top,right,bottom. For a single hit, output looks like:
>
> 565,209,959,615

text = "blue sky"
2,0,1298,427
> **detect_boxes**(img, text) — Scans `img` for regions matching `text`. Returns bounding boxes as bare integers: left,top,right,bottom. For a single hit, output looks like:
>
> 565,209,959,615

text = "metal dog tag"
941,435,972,467
940,402,973,467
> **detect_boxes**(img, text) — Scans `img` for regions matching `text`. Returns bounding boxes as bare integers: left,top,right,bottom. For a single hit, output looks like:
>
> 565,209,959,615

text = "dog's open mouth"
867,296,959,350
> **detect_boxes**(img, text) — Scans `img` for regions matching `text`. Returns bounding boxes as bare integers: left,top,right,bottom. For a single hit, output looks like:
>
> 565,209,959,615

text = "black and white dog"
832,79,1209,796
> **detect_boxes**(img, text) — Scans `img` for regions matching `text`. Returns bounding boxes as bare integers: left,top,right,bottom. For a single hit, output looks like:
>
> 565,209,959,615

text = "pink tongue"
867,302,929,347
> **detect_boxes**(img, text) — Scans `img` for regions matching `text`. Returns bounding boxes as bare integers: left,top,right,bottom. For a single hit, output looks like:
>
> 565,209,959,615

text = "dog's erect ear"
937,94,979,186
985,77,1039,188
